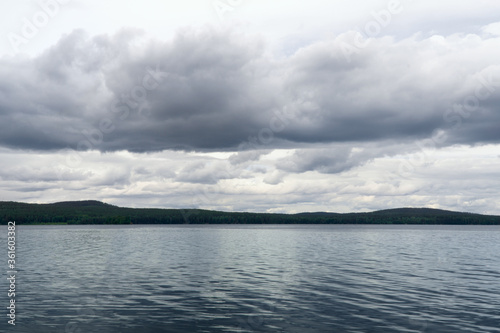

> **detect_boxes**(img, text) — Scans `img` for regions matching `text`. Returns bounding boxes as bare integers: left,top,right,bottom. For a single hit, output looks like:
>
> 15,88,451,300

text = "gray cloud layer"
1,27,499,157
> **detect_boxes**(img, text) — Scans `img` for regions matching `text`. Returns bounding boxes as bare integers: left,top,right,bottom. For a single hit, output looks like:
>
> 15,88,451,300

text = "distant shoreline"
1,200,499,225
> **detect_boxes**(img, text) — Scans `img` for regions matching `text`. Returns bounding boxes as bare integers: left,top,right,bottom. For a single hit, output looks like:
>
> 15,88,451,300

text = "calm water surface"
1,224,500,332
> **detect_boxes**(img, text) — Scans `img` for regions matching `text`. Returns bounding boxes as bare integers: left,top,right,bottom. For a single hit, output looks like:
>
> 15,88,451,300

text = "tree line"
1,201,499,225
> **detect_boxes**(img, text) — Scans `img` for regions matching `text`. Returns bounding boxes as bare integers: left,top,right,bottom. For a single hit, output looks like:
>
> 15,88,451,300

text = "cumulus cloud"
0,143,499,214
263,170,286,185
0,26,499,159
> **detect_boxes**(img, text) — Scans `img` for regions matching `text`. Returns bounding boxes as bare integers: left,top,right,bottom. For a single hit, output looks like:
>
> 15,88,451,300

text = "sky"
0,0,499,214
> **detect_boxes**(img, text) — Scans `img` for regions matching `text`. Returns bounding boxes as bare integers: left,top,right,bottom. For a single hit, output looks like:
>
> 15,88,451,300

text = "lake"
1,224,500,332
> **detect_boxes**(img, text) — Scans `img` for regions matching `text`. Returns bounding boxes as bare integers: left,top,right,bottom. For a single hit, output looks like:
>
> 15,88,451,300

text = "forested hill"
0,201,499,225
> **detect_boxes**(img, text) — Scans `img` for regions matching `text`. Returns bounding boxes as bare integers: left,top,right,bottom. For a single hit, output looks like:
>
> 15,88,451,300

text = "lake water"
1,224,500,332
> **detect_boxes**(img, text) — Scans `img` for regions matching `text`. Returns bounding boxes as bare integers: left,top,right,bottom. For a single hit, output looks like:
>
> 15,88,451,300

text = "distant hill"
50,200,115,207
371,207,474,216
0,201,499,225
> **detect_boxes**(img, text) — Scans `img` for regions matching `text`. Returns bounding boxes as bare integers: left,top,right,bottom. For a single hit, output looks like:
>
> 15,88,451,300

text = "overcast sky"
1,0,499,214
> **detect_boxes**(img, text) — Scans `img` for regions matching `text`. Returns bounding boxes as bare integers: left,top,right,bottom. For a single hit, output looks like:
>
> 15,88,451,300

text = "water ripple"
1,225,499,332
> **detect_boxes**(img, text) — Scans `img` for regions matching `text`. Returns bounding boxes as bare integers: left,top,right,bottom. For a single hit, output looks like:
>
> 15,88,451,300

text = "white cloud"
482,22,500,36
0,143,499,214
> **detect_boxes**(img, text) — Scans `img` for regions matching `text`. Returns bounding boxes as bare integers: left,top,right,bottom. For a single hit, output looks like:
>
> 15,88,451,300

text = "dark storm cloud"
0,28,499,155
278,35,500,147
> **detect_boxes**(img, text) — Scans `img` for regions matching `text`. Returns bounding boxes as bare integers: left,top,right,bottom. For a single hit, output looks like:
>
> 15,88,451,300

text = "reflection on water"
1,224,500,332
